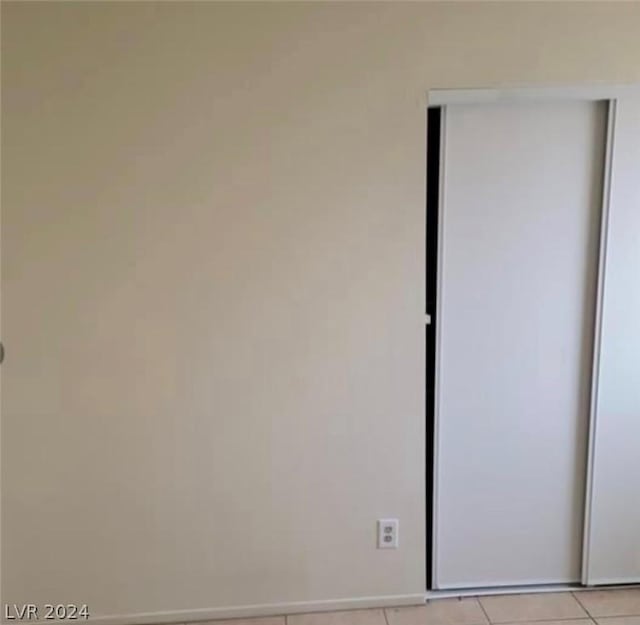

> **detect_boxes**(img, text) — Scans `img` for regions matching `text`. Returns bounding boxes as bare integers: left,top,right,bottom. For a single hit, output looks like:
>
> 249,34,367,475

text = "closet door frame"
426,85,638,590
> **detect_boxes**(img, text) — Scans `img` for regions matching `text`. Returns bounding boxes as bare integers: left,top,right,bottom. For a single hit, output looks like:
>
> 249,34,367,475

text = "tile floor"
197,589,640,625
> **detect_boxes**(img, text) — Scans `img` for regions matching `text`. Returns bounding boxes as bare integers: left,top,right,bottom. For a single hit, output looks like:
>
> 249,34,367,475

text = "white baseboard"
10,594,426,625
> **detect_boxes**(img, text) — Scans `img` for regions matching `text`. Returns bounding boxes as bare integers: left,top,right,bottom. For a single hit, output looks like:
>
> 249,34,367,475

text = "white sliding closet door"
434,101,607,589
584,93,640,585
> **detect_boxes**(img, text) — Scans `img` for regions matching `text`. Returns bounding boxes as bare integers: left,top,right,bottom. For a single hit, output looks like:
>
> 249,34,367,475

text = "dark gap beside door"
426,106,441,591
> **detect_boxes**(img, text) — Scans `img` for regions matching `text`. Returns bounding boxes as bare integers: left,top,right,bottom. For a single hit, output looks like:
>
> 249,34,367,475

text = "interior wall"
2,2,640,620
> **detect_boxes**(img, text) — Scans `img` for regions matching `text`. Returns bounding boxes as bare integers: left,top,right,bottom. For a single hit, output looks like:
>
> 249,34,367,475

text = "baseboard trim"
11,594,426,625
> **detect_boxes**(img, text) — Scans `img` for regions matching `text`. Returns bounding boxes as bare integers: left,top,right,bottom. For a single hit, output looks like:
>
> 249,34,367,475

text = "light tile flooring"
199,589,640,625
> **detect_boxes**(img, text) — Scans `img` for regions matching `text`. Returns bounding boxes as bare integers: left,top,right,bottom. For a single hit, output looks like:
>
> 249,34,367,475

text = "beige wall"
2,1,640,621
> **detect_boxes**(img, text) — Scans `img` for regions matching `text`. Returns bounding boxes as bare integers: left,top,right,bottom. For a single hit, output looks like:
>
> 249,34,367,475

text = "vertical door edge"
431,105,448,590
581,98,618,586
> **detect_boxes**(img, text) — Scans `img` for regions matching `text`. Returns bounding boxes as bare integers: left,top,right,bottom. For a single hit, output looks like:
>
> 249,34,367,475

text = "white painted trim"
581,99,618,586
426,583,640,600
4,595,427,625
428,84,640,106
430,105,448,590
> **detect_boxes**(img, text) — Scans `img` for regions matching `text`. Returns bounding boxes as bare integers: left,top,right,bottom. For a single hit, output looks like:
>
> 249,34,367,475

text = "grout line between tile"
491,615,593,625
477,590,596,624
582,616,640,623
572,591,593,618
383,606,391,625
488,618,602,625
476,596,493,625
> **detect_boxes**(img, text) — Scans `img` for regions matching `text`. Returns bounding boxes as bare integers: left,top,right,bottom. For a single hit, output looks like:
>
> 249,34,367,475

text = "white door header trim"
428,84,640,106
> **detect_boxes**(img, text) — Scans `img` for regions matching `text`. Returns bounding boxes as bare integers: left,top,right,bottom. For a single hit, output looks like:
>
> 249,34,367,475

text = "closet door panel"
585,94,640,585
435,101,607,589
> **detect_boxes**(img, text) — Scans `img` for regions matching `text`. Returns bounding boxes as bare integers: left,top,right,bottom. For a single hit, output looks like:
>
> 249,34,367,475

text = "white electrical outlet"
377,518,399,549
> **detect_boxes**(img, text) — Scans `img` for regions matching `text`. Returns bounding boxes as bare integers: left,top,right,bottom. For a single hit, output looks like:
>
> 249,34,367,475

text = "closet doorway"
425,87,640,592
